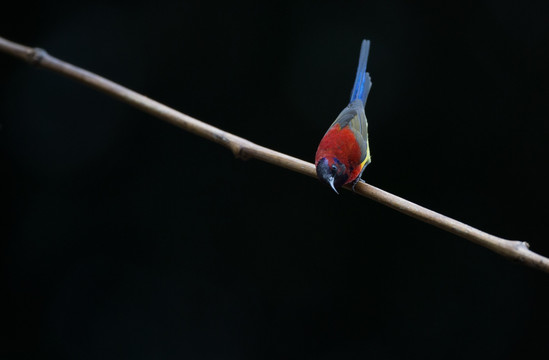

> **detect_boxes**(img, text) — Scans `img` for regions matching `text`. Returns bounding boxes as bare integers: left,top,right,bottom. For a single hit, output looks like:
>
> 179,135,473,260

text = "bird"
315,39,372,194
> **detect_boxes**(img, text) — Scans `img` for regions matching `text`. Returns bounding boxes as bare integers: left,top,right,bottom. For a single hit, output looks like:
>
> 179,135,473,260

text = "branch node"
214,132,251,160
231,142,251,161
513,241,531,252
28,47,47,66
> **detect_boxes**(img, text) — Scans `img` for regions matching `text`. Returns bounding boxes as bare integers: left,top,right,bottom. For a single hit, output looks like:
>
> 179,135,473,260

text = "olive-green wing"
331,100,370,164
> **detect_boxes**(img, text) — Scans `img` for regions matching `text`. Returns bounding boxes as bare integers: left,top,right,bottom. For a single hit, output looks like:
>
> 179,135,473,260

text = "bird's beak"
328,177,339,194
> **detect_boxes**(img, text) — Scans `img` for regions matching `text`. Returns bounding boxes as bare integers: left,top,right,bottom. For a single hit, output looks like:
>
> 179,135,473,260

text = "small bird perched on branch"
315,39,372,193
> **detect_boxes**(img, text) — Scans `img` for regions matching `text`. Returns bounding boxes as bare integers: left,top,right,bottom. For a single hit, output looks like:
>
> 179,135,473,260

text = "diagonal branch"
1,35,548,274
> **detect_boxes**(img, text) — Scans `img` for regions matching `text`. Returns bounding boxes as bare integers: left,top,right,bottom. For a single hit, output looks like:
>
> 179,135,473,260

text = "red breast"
315,123,365,184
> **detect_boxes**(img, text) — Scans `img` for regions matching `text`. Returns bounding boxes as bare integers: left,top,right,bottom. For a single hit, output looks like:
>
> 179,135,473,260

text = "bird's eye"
331,164,338,174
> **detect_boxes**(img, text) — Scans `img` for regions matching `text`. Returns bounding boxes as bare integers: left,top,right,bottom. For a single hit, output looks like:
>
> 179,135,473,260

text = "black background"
2,1,549,359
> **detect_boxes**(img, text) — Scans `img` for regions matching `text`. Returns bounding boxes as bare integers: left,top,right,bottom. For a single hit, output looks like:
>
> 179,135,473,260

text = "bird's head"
315,157,348,194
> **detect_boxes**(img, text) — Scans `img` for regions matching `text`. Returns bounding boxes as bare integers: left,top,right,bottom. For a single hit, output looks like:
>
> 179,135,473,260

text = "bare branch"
1,36,548,273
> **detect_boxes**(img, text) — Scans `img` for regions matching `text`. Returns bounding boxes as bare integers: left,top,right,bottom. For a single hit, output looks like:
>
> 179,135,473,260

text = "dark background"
1,0,549,359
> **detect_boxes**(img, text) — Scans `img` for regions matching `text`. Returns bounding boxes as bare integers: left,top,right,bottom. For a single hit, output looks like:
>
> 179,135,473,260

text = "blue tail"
350,39,372,105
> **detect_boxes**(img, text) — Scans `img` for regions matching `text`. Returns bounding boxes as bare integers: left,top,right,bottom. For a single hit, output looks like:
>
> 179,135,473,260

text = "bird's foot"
351,179,361,192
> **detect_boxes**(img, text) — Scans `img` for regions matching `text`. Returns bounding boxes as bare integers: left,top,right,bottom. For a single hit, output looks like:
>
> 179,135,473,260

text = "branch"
1,35,548,274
